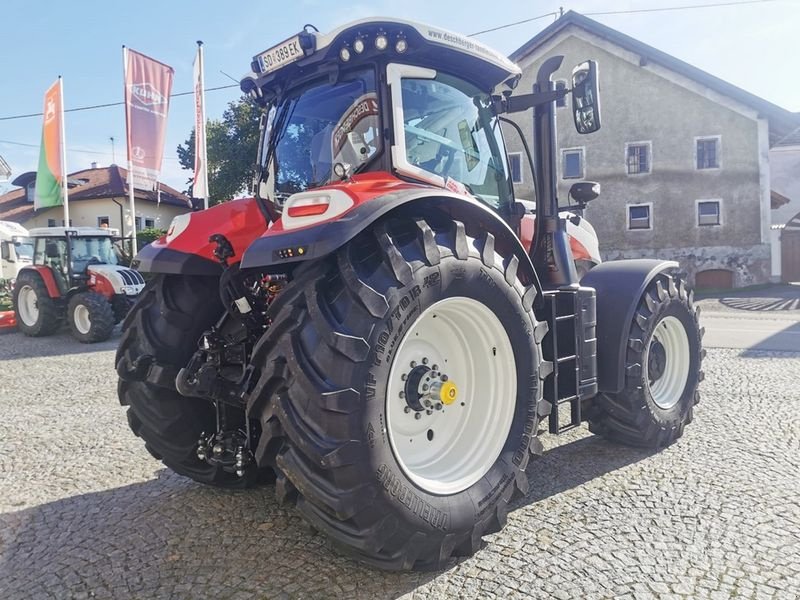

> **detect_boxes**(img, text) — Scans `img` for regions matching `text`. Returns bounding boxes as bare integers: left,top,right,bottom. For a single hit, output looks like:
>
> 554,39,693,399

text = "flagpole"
58,76,69,226
123,45,138,256
197,40,209,210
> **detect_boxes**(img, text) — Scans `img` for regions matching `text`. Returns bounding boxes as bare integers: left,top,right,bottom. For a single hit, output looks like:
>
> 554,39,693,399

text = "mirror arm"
496,88,569,114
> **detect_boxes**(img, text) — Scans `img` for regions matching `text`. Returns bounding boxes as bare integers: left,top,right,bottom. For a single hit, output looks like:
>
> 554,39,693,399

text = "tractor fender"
241,189,541,286
19,266,61,298
132,197,268,275
581,259,680,393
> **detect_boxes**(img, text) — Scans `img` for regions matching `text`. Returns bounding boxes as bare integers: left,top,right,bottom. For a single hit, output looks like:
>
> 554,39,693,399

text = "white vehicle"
13,226,145,342
0,221,33,284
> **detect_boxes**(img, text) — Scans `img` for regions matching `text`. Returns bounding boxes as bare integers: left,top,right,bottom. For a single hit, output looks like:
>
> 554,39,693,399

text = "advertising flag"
193,41,209,208
34,78,66,210
123,48,174,191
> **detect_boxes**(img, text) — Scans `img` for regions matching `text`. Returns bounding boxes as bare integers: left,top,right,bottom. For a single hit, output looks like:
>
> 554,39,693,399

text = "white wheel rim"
73,304,91,335
646,316,691,409
386,297,517,495
17,285,39,326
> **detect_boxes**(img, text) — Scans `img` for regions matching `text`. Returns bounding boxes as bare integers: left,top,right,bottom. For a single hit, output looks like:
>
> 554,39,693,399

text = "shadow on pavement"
0,433,653,598
738,321,800,357
718,285,800,312
0,473,434,599
0,329,120,361
518,434,655,508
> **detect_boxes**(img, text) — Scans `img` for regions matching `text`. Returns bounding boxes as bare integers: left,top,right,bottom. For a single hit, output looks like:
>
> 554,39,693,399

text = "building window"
696,136,720,169
697,200,721,226
97,216,110,228
61,219,73,226
144,218,155,229
562,148,584,179
26,182,36,202
47,219,57,227
626,142,651,175
627,204,652,230
555,80,567,108
134,217,143,230
508,153,523,184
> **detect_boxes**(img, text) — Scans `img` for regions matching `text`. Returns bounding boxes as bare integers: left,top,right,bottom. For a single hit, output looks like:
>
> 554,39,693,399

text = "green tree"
177,96,261,205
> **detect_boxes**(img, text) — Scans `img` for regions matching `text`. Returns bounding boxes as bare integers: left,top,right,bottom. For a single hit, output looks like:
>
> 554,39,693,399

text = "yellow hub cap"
440,381,458,405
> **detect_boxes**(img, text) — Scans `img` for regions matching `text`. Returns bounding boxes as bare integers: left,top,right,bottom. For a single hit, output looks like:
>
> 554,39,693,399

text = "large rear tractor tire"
587,272,704,448
67,291,115,343
248,217,547,570
13,271,61,337
116,274,260,488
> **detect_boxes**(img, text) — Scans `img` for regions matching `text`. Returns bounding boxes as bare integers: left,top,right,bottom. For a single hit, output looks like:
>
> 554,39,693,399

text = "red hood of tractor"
147,196,270,265
143,172,432,267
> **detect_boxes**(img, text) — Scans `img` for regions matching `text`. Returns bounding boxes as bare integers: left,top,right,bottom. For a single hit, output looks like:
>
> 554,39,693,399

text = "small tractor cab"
14,226,145,342
121,18,703,570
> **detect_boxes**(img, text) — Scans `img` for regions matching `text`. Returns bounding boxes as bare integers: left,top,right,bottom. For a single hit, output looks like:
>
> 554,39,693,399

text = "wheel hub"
646,316,692,410
648,339,667,383
401,360,454,414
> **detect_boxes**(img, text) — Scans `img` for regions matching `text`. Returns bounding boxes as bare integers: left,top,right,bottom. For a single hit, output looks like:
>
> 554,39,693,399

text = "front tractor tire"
587,272,704,448
67,292,115,343
248,217,546,570
115,275,257,488
13,271,61,337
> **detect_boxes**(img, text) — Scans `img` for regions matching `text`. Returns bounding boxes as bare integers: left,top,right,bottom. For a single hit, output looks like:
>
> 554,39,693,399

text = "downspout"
111,197,125,240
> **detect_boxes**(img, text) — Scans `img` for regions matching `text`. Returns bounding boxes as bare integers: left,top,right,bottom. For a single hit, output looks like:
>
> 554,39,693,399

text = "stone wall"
602,243,771,288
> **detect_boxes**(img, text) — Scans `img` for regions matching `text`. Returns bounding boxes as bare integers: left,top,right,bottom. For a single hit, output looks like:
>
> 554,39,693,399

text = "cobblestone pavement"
1,329,799,599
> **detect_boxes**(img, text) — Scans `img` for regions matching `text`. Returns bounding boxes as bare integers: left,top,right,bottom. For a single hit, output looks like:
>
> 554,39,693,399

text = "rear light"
286,195,330,218
280,189,354,230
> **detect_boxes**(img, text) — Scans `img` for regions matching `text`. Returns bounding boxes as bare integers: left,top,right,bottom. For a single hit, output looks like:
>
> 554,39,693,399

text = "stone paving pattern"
1,330,798,599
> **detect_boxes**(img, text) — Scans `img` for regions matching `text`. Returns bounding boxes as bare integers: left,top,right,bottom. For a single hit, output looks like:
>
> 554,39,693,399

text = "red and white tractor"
14,226,145,342
117,19,703,570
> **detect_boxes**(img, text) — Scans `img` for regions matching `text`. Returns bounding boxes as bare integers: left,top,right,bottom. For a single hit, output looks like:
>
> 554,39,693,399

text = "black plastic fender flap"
132,244,222,276
239,190,540,288
580,258,679,394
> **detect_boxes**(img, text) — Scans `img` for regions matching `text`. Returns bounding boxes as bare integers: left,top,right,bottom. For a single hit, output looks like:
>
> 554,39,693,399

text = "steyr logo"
45,98,56,123
130,82,166,106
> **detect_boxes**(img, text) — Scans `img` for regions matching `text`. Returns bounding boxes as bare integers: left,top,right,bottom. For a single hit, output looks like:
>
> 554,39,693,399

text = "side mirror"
569,181,600,205
571,60,601,134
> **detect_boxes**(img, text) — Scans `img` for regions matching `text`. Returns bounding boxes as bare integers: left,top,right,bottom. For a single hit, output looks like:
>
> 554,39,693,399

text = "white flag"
193,41,209,208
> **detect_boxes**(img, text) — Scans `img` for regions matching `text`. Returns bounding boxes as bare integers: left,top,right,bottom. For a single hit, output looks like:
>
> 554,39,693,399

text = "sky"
1,0,798,195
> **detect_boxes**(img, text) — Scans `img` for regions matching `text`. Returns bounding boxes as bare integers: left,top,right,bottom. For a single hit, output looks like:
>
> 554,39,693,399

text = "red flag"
123,48,174,191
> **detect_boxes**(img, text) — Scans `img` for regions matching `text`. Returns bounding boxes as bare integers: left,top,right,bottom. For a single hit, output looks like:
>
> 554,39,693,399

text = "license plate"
256,36,303,74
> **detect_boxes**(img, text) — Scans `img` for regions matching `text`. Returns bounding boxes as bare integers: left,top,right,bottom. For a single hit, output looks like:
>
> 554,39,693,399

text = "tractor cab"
241,18,599,231
29,227,123,291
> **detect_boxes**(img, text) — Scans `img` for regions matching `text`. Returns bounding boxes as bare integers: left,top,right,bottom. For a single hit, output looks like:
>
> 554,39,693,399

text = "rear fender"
132,198,269,275
21,266,61,298
240,190,541,287
581,259,680,393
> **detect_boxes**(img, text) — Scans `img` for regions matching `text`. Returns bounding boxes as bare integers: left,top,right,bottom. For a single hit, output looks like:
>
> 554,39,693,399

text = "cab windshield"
260,68,381,203
13,238,33,260
70,236,118,271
